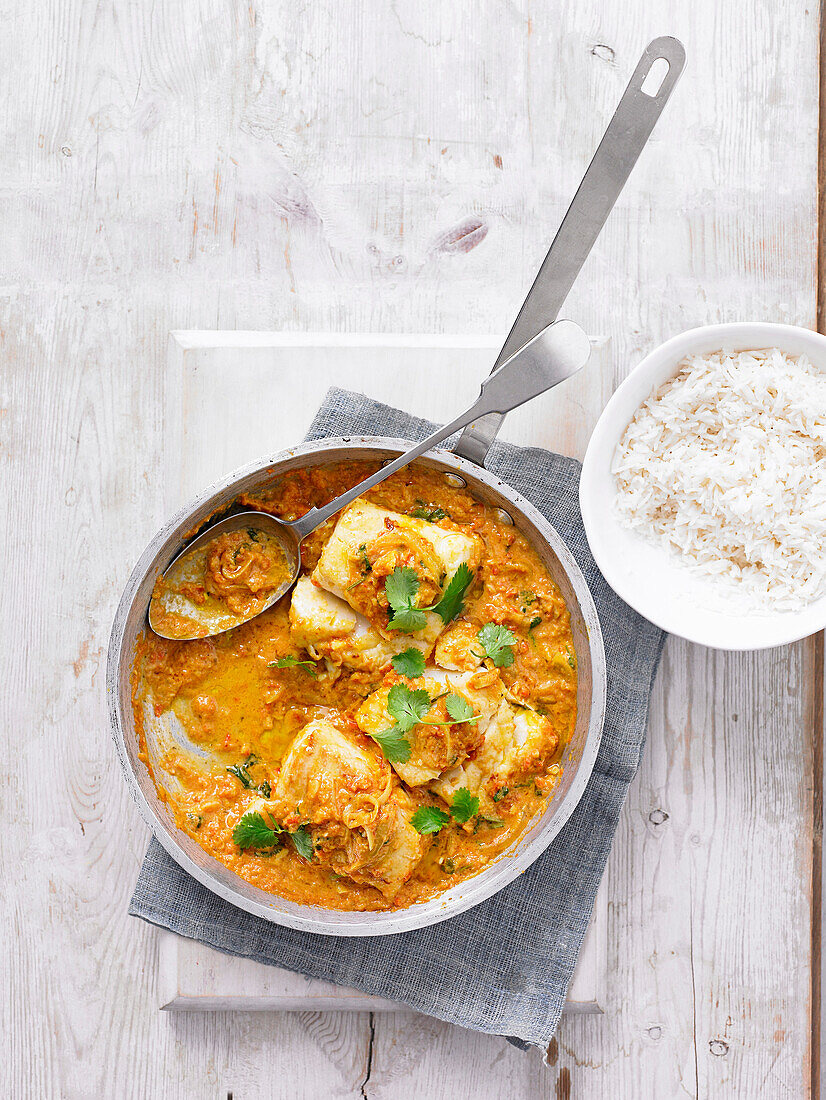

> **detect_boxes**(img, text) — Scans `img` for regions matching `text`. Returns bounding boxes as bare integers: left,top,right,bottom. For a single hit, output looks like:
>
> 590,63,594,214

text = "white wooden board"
158,330,612,1013
165,331,611,511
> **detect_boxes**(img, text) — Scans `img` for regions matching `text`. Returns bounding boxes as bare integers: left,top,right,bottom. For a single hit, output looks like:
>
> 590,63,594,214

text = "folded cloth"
129,386,665,1050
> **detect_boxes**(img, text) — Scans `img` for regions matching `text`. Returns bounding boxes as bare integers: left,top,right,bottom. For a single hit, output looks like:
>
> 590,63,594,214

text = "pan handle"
452,36,685,466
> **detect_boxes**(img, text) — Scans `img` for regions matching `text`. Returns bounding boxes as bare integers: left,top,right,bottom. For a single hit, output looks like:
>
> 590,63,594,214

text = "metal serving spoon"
148,318,591,640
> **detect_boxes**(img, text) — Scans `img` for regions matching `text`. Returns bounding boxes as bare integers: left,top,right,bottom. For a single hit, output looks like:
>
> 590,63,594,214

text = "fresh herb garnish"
567,651,576,669
226,756,257,789
347,543,373,590
369,684,479,764
387,683,432,731
269,655,318,677
411,786,480,834
233,811,283,850
290,824,314,860
227,763,253,789
450,787,480,823
390,684,478,730
475,623,517,668
369,683,430,761
233,811,313,859
411,806,451,834
411,503,448,521
227,755,272,797
385,567,428,633
431,563,474,624
529,616,542,631
369,724,413,763
492,786,509,803
384,563,474,633
390,647,426,679
445,694,475,724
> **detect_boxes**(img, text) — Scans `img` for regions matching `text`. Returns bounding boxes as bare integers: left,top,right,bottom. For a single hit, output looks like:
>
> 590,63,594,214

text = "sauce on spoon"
149,526,291,639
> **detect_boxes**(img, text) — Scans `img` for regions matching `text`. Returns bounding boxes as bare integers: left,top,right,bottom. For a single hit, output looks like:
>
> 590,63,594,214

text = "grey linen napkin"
129,386,665,1049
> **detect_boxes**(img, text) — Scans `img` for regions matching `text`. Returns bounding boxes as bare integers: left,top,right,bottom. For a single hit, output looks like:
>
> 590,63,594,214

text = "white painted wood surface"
1,1,820,1097
159,894,605,1014
158,330,611,1014
166,331,612,505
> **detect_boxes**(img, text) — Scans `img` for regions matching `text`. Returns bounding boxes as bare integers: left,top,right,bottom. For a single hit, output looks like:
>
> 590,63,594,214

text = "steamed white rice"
612,347,826,611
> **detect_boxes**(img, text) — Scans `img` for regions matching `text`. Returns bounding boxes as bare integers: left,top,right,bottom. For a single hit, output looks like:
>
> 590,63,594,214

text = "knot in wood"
590,44,616,63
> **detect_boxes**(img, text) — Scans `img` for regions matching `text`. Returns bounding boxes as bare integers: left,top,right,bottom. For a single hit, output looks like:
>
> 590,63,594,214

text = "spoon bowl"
148,510,300,640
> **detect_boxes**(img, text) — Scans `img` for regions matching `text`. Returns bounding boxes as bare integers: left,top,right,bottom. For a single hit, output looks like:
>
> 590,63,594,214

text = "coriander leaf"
357,543,372,573
411,806,451,835
391,647,426,679
347,546,373,590
411,504,448,521
444,693,474,724
414,691,479,730
233,811,282,850
369,724,412,763
387,683,431,732
227,755,271,797
385,566,428,632
385,566,419,612
227,762,254,789
477,623,517,668
290,825,314,860
450,787,480,824
431,563,474,624
269,655,318,677
226,756,258,789
388,605,428,633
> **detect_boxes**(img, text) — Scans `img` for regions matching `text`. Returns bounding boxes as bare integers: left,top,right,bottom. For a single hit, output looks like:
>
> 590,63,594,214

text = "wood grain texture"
0,0,819,1096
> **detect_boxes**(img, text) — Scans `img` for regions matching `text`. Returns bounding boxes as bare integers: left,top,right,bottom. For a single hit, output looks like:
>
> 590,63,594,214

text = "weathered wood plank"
0,0,819,1096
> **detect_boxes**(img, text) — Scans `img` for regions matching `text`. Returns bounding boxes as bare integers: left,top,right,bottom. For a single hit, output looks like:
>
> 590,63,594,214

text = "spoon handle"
286,319,591,542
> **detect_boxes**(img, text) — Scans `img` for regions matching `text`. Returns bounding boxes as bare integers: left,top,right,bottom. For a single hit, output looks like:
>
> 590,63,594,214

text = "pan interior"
110,439,605,934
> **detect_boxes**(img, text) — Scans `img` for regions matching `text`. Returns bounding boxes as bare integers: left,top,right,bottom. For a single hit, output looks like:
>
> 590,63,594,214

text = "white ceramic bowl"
580,322,826,650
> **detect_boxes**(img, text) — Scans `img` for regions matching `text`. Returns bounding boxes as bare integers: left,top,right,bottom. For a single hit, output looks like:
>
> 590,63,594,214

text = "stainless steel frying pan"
107,38,684,935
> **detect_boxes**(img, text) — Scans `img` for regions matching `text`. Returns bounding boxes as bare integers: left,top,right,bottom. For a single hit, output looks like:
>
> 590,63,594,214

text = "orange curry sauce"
150,527,291,640
132,461,578,911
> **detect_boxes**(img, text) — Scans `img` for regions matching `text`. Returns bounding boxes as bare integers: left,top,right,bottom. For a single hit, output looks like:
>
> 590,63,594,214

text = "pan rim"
108,435,606,935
